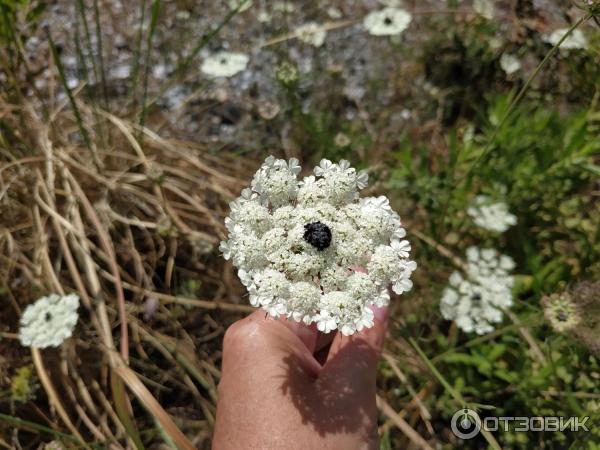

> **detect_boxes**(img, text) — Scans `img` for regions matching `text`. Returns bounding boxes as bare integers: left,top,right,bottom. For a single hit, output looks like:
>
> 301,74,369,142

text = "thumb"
322,305,389,377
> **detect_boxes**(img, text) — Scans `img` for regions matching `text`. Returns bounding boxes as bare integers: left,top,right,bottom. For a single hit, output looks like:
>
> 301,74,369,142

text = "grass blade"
130,0,148,106
92,0,109,108
47,30,92,150
139,0,161,133
409,337,503,450
464,14,591,180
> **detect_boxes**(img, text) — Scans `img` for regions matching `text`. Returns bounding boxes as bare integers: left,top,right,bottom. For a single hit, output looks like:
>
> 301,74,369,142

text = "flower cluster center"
303,221,332,251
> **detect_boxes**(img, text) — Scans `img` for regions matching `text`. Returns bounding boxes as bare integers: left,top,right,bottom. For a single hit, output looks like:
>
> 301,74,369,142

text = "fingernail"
371,306,389,323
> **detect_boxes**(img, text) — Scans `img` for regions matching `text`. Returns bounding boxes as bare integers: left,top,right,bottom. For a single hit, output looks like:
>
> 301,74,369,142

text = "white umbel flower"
19,294,80,348
295,22,327,47
440,247,515,335
473,0,495,19
363,7,412,36
467,195,517,233
201,52,249,78
221,156,416,334
499,53,521,75
543,28,587,50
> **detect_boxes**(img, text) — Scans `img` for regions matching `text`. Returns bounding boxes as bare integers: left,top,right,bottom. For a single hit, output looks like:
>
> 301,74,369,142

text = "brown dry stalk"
376,395,434,450
113,365,196,450
2,95,253,447
31,348,89,447
65,170,130,362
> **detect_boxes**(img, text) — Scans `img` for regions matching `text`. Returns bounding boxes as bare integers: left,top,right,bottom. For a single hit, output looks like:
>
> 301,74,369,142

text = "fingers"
324,305,389,374
222,310,322,376
222,303,388,382
278,317,336,356
277,317,319,353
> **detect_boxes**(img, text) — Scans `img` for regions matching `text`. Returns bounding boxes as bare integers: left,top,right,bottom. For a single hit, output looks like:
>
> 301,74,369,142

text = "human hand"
212,306,389,450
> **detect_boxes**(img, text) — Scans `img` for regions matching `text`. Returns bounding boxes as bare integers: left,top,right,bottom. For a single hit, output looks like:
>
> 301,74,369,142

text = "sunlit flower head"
327,7,342,19
363,7,412,36
473,0,495,19
440,247,515,334
19,294,80,348
295,22,327,47
542,292,581,333
467,195,517,233
258,10,271,23
201,52,249,78
499,53,521,75
220,157,416,335
543,28,587,50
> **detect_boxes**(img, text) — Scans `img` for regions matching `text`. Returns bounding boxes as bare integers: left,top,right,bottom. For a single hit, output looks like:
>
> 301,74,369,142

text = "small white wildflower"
543,28,587,50
220,156,415,335
295,22,327,47
440,247,515,335
201,52,249,78
473,0,494,19
258,10,271,23
363,7,412,36
327,7,342,19
19,294,80,348
467,195,517,233
175,10,190,21
499,53,521,75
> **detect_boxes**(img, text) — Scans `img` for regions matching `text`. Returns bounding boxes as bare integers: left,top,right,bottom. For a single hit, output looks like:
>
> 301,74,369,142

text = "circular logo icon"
451,408,482,439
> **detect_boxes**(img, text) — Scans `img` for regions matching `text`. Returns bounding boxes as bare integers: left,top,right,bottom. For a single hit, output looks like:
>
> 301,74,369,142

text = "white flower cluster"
499,53,521,75
199,7,415,79
543,28,587,51
220,156,416,335
440,247,515,334
19,294,80,348
295,22,327,47
363,7,412,36
467,195,517,233
473,0,495,20
201,52,249,78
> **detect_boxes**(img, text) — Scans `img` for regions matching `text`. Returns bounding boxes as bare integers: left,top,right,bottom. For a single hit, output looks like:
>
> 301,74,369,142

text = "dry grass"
0,93,257,447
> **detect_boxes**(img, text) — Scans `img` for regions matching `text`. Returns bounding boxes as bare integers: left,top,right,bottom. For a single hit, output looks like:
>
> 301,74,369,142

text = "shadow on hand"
279,337,377,438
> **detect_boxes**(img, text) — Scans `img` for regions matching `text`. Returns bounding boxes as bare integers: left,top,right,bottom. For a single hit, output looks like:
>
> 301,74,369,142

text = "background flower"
542,292,581,333
543,28,587,50
19,294,80,348
295,22,327,47
467,195,517,232
201,52,249,77
499,53,521,75
363,7,412,36
440,247,514,334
